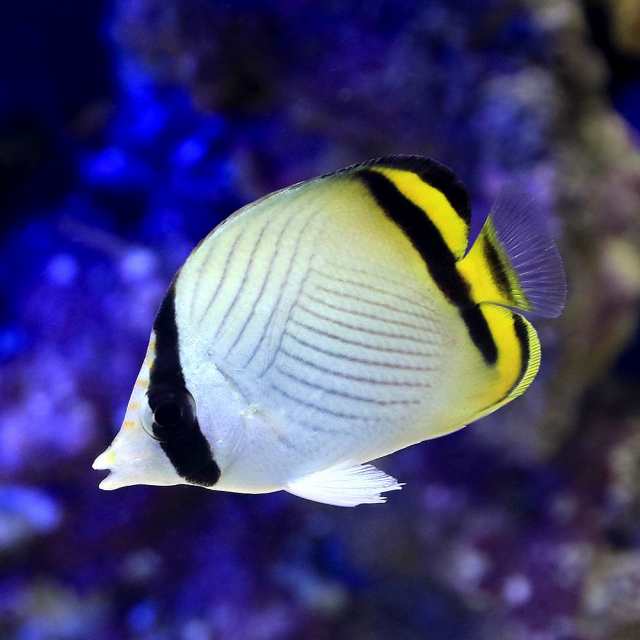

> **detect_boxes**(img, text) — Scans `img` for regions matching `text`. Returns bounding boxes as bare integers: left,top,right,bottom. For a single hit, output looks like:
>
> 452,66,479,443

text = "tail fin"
459,189,567,317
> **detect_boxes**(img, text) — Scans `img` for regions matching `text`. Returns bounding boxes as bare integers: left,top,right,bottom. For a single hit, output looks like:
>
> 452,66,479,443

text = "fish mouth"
96,471,121,490
92,447,141,490
92,447,122,490
92,461,137,491
92,444,180,490
92,447,115,471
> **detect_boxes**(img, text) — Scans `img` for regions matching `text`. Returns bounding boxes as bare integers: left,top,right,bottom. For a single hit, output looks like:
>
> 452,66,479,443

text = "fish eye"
154,400,184,428
152,389,197,438
140,402,159,440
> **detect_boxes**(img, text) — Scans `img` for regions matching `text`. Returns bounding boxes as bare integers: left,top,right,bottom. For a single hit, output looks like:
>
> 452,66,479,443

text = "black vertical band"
149,282,221,486
484,236,511,299
150,281,186,391
361,156,471,225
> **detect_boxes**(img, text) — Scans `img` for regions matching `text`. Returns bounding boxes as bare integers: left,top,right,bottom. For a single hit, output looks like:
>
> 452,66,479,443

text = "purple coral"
0,1,639,639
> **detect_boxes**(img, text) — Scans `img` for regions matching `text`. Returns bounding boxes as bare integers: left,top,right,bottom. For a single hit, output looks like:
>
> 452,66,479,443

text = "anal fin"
286,462,403,507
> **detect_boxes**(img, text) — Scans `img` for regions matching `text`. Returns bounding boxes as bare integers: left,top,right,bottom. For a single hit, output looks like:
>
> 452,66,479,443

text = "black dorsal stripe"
327,156,471,226
360,156,471,225
149,282,221,486
358,169,497,365
484,235,511,298
377,156,470,225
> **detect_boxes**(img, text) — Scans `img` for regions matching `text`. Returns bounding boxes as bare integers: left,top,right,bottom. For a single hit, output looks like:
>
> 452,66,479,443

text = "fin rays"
286,462,403,507
480,189,566,317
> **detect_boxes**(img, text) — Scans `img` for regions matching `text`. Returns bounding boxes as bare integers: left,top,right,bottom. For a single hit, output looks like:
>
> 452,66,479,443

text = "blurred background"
1,1,639,639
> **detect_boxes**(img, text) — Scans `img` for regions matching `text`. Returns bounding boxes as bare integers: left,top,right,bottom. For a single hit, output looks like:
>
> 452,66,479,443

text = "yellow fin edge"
469,307,541,423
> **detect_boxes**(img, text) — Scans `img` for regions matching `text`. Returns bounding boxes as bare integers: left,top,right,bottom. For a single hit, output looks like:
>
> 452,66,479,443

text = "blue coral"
1,1,639,639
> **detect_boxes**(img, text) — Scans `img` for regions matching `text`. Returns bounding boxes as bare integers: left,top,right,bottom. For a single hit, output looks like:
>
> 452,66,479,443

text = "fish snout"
92,417,181,490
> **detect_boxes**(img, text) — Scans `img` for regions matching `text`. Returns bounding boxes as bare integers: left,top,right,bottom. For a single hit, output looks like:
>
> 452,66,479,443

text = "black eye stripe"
148,282,221,487
152,390,196,431
154,400,184,428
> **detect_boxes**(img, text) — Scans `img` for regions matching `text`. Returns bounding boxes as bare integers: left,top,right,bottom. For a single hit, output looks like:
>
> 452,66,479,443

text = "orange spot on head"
123,420,135,429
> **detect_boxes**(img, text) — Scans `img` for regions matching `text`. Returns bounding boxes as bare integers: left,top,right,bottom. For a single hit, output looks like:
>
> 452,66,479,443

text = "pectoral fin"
286,462,403,507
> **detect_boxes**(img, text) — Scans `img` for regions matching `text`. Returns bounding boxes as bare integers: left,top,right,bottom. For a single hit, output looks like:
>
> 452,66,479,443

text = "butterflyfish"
93,156,566,506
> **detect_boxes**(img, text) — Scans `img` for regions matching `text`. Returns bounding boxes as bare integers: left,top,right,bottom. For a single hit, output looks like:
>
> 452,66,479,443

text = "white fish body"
94,156,566,506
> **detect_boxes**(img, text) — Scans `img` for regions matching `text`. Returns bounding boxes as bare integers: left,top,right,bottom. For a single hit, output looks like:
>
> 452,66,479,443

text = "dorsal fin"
459,188,567,318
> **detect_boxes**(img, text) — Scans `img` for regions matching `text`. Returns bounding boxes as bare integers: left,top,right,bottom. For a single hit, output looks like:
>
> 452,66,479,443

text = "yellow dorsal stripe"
372,167,469,258
459,234,504,306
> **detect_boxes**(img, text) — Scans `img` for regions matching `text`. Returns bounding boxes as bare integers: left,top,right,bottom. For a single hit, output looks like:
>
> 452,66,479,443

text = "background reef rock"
0,0,639,639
